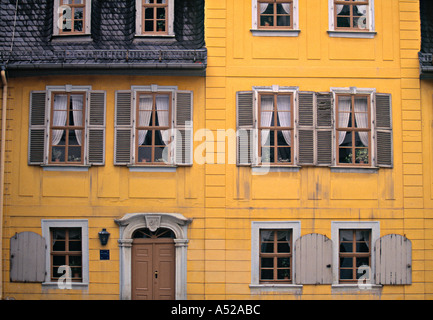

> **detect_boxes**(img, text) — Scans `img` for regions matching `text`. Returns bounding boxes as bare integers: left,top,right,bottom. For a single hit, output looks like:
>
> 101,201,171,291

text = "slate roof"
419,0,433,78
0,0,207,76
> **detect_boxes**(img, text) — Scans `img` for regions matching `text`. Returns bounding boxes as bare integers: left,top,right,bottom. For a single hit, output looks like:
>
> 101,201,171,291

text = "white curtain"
338,96,352,145
277,95,291,146
354,97,369,147
260,2,291,14
260,3,269,13
260,96,274,146
156,95,170,146
138,96,153,146
52,94,68,146
336,4,344,14
71,95,83,146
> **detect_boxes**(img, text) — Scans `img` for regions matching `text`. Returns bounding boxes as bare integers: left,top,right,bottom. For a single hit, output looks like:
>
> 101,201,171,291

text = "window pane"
145,7,154,19
340,257,353,268
261,230,274,242
261,269,273,280
145,20,154,32
277,242,290,253
340,230,352,241
53,255,66,266
277,269,290,280
277,147,291,163
138,146,152,163
261,258,274,268
355,148,369,164
277,257,290,268
339,242,353,253
340,268,353,280
69,255,82,267
261,242,274,253
68,146,82,162
154,146,166,163
53,240,66,252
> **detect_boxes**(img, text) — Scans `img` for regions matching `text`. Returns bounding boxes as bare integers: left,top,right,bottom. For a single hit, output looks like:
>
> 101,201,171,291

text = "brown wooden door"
132,238,175,300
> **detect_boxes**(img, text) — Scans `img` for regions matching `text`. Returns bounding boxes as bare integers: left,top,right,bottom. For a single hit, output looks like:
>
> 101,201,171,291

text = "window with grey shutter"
375,234,411,285
28,91,47,165
175,91,193,166
375,93,393,168
10,232,46,283
87,91,106,165
297,92,333,166
114,91,133,165
295,233,333,285
236,91,254,166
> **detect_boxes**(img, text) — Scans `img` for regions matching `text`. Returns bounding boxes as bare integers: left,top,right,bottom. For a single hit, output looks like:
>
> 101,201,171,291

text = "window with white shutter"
114,86,193,167
28,86,106,167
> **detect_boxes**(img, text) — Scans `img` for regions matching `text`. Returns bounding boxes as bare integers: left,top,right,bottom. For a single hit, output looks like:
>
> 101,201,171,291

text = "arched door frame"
115,213,192,300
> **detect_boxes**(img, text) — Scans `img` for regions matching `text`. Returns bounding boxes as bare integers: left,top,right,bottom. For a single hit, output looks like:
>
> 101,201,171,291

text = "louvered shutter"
297,92,315,165
375,234,412,285
87,91,106,165
114,91,133,165
28,91,47,165
175,91,193,166
236,91,254,166
10,232,46,283
375,93,393,168
295,233,333,285
316,93,333,166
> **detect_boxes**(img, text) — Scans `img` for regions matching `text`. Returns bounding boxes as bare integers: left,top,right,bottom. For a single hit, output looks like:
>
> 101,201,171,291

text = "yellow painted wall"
2,0,432,300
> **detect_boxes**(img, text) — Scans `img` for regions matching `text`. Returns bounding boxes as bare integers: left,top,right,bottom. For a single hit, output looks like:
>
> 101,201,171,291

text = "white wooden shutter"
295,233,333,285
297,92,315,165
87,91,106,165
28,91,47,165
375,234,412,285
236,91,254,166
175,91,193,166
114,91,133,165
375,93,393,168
10,232,46,283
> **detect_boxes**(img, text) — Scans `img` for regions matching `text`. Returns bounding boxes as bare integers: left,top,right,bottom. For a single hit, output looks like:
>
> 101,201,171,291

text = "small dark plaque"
100,250,110,260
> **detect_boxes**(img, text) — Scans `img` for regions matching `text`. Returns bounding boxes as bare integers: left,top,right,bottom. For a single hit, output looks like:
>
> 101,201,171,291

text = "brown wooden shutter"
175,91,193,166
114,91,133,165
236,91,254,166
375,234,412,285
87,91,106,165
316,93,333,166
28,91,47,165
375,93,393,168
295,233,333,285
10,232,46,283
297,92,315,165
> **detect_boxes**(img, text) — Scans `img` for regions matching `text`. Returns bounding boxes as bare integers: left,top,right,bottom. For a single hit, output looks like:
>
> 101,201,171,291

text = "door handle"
154,270,158,279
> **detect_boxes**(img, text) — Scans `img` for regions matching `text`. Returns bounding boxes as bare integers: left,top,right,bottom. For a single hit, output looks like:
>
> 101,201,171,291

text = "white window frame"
331,221,381,289
41,219,89,289
331,87,376,168
135,0,175,37
250,221,302,292
53,0,92,36
251,0,300,37
328,0,376,38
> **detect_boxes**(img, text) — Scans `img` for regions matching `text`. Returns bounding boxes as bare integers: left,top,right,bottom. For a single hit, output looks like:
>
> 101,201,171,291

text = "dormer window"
53,0,91,36
136,0,174,36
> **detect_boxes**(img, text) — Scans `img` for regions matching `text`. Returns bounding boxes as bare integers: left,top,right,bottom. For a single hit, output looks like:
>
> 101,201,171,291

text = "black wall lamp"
98,228,110,246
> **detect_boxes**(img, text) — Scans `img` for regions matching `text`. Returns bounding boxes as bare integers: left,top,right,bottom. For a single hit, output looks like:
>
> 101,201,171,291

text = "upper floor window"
29,86,106,167
53,0,92,36
136,0,174,36
328,0,375,38
251,0,299,36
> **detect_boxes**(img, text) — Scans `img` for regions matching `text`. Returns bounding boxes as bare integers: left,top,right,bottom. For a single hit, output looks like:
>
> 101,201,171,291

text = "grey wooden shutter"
316,93,333,166
295,233,333,285
87,91,106,165
10,232,46,283
236,91,254,166
175,91,193,166
375,93,393,167
28,91,47,165
298,92,315,165
114,91,133,165
375,234,412,285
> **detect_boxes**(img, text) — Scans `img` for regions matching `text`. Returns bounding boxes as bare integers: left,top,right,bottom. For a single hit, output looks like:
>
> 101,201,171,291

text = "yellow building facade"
1,0,431,300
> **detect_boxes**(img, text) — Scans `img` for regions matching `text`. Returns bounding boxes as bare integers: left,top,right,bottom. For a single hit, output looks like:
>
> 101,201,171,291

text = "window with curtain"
336,94,370,166
259,229,292,283
50,228,83,282
258,0,293,29
50,93,85,164
58,0,86,34
136,92,172,164
334,0,369,30
141,0,168,34
259,93,293,165
339,229,371,283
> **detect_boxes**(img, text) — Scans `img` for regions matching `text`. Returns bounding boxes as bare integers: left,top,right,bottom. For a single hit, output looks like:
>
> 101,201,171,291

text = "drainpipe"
0,66,7,300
